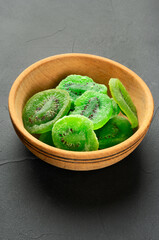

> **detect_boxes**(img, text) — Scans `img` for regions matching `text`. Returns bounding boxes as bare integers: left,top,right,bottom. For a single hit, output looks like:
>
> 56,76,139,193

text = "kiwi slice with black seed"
95,116,133,149
56,74,107,108
70,90,113,130
22,89,71,134
52,115,99,151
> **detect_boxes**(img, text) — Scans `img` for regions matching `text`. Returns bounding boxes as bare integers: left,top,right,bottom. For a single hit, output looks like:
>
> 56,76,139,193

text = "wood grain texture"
8,53,154,170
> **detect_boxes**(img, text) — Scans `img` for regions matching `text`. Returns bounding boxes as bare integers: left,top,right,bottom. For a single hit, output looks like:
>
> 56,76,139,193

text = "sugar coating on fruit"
70,90,113,130
22,73,138,152
95,116,133,149
22,89,71,134
110,98,120,118
56,74,107,107
52,115,99,151
109,78,138,128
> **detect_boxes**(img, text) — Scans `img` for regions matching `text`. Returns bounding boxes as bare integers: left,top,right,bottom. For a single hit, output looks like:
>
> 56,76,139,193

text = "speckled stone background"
0,0,159,239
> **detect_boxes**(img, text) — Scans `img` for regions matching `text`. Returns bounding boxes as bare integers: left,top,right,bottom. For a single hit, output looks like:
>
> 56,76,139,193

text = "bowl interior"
13,54,152,132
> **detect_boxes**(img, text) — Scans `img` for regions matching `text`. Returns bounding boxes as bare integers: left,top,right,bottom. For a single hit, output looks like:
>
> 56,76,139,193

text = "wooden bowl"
8,53,154,171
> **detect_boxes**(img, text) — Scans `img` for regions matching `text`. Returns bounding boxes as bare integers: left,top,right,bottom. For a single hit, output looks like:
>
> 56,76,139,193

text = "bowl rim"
8,53,154,162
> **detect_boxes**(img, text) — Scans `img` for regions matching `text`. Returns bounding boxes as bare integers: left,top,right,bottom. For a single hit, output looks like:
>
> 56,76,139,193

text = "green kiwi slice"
39,132,54,146
70,90,113,130
111,98,121,118
52,115,99,151
95,116,133,149
22,89,71,134
109,78,138,128
56,74,107,108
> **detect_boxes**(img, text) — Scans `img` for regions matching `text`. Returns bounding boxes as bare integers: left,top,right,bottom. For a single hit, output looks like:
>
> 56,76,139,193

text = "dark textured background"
0,0,159,239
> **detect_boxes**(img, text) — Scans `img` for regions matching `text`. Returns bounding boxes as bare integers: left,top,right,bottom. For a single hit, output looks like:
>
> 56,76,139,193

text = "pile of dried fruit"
22,75,138,151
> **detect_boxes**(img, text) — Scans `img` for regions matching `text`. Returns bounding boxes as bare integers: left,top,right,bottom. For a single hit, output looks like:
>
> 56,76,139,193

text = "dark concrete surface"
0,0,159,239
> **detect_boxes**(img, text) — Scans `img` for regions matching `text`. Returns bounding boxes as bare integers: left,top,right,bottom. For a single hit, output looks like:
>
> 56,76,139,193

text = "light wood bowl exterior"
8,53,154,171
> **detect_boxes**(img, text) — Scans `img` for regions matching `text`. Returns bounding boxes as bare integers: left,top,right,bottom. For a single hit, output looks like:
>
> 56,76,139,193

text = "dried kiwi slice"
111,98,120,118
56,74,107,107
23,89,71,134
52,115,99,151
109,78,138,128
39,132,54,146
70,90,113,130
95,116,133,149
